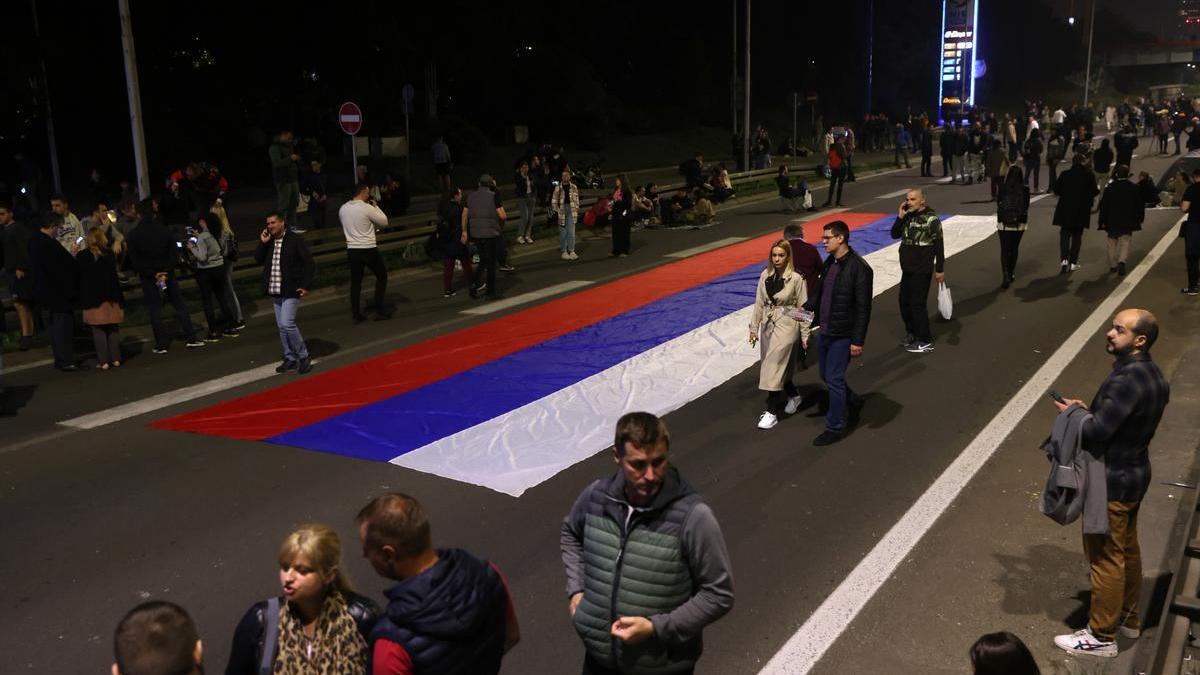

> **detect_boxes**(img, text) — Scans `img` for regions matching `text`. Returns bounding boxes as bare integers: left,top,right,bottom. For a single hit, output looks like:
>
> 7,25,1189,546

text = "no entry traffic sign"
338,101,362,135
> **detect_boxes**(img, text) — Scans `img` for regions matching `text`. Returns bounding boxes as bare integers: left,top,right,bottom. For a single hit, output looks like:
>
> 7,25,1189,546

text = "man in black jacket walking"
126,198,204,353
1051,309,1169,658
1097,165,1145,276
255,212,315,374
28,214,79,370
805,220,873,445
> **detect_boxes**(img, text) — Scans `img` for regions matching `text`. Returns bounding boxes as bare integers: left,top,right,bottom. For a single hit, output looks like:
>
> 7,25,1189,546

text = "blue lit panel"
938,0,978,121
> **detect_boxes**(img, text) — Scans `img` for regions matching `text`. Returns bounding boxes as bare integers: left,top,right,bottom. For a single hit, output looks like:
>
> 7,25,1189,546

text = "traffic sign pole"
339,101,363,187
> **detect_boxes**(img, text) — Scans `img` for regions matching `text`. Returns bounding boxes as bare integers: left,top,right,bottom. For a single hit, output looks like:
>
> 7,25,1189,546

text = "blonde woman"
749,240,812,429
226,524,379,675
74,227,125,369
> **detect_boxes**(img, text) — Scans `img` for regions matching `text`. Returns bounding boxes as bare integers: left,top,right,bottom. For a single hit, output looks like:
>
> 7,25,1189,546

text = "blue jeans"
519,196,536,238
559,209,576,252
271,296,308,361
817,332,860,432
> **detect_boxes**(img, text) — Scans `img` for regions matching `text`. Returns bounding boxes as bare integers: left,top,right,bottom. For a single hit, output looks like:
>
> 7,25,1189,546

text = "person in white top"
1053,107,1067,128
338,183,391,322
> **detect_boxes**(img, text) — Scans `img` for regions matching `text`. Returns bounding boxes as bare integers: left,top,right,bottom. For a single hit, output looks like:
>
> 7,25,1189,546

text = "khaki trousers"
1106,235,1131,267
1082,500,1142,640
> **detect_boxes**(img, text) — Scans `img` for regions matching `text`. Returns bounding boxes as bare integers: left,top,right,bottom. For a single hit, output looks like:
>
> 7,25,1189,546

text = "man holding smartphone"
255,212,314,374
891,189,945,353
1051,309,1169,658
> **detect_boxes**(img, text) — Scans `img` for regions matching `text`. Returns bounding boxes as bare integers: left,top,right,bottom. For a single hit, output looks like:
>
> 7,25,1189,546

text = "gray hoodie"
1041,403,1108,534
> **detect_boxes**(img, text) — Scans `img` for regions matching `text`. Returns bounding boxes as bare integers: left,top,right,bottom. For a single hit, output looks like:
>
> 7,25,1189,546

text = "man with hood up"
357,493,520,674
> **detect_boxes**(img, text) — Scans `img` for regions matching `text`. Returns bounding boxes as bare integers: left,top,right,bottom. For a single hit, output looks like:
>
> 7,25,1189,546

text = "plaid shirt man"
1082,352,1170,502
268,234,284,295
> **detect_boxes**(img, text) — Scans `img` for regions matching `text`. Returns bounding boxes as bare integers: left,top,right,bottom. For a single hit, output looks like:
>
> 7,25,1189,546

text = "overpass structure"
1102,40,1200,67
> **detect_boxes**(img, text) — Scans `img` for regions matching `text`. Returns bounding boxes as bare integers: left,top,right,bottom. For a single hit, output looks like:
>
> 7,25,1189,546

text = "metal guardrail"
218,160,821,282
1145,470,1200,674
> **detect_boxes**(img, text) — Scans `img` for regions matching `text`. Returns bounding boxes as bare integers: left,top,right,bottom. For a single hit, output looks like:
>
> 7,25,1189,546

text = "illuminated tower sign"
939,0,979,120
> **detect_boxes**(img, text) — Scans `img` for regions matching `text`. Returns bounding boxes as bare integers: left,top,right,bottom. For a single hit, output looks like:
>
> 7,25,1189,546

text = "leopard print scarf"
273,590,368,674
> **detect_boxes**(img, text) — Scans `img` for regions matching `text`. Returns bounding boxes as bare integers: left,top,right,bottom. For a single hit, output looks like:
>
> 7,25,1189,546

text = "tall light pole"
1083,0,1096,108
119,0,151,200
742,0,751,172
865,0,874,114
731,0,738,141
30,0,62,195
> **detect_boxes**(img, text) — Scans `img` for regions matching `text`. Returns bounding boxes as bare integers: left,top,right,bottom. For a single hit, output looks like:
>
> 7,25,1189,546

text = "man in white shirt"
1053,107,1067,128
339,183,391,322
49,194,82,253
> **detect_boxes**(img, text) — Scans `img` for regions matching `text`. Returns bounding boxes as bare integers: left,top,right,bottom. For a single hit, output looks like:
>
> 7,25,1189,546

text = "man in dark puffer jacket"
804,219,874,446
357,493,520,675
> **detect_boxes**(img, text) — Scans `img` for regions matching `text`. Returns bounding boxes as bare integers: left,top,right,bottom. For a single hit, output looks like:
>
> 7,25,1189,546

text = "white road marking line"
876,189,911,199
459,281,594,316
664,237,749,258
393,216,1000,496
758,218,1182,675
59,364,282,430
1030,192,1052,204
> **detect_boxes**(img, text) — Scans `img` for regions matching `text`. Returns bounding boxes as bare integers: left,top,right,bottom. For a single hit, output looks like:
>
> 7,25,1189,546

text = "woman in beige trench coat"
749,239,812,429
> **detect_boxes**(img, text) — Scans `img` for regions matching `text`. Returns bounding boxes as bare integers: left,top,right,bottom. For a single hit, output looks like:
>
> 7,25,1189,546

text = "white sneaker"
1070,263,1082,271
526,235,534,243
561,251,571,260
757,411,778,429
1053,628,1117,658
517,236,527,244
784,396,802,415
568,251,579,260
1119,624,1141,639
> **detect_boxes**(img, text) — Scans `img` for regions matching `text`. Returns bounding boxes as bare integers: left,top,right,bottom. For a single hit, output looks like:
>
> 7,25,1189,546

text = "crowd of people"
2,91,1192,670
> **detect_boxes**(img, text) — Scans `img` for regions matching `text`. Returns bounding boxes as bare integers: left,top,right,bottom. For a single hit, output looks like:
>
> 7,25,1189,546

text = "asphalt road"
3,147,1198,674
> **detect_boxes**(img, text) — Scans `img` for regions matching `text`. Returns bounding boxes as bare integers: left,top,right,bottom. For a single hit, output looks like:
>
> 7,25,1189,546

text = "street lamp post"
1083,0,1096,108
30,0,62,195
118,0,151,200
742,0,751,172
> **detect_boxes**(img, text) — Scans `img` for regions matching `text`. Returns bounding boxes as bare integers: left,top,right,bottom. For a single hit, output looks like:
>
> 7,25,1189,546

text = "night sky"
0,0,1170,199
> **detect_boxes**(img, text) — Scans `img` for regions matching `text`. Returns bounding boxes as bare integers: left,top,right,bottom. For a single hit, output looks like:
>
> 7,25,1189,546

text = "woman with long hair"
75,226,125,369
749,240,811,430
995,164,1030,289
609,174,633,257
187,213,238,341
211,202,246,330
226,524,379,675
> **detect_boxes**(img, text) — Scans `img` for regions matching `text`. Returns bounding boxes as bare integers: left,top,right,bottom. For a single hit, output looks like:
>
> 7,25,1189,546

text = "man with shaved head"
890,188,945,353
1051,308,1170,658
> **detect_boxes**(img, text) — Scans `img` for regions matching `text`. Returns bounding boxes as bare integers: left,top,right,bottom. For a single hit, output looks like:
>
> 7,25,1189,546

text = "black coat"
1098,180,1145,237
804,247,874,346
126,218,177,278
254,232,314,299
28,231,78,312
225,591,379,675
75,250,125,309
1052,165,1099,230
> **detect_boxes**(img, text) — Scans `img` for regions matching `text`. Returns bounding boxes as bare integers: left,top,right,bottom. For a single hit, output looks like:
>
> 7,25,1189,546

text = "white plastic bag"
802,191,813,209
937,282,953,320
